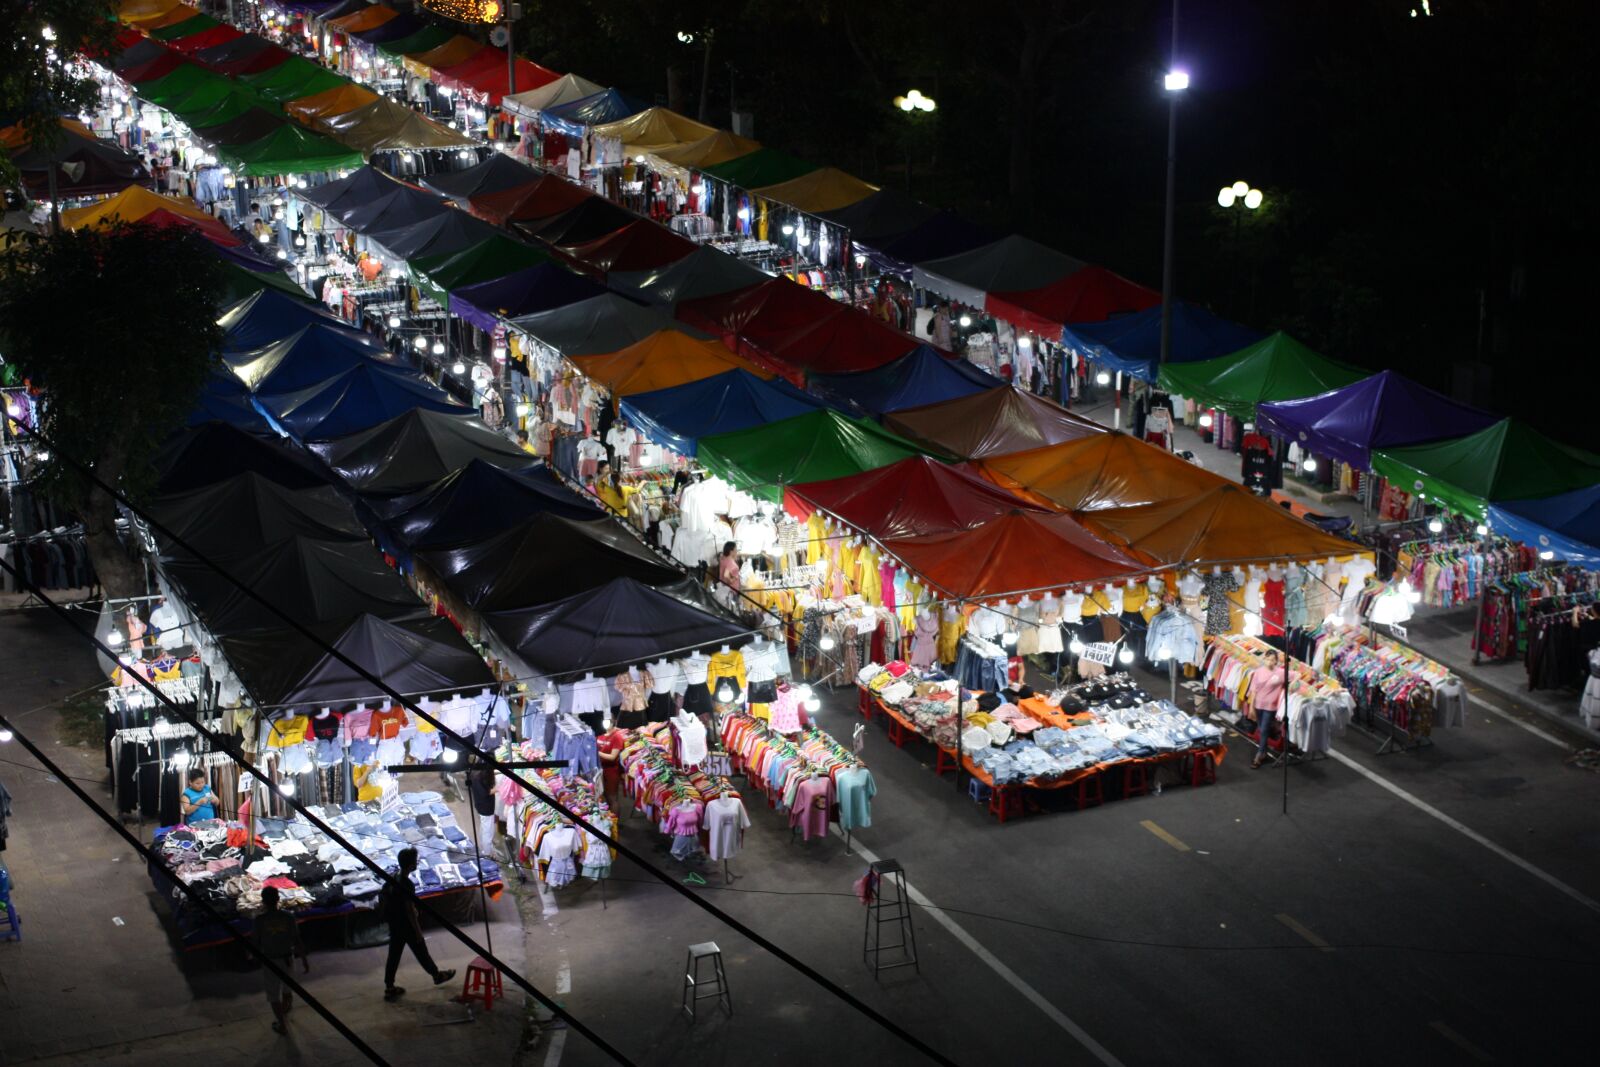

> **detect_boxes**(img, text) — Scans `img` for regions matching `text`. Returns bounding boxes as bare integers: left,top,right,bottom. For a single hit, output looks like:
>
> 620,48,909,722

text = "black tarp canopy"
374,458,599,551
154,421,329,494
421,152,538,201
220,613,493,708
484,577,752,680
509,293,707,357
162,535,420,635
418,513,699,613
366,207,501,261
217,288,360,349
336,182,448,232
224,323,394,393
259,362,464,440
297,164,404,212
308,408,535,495
147,473,366,560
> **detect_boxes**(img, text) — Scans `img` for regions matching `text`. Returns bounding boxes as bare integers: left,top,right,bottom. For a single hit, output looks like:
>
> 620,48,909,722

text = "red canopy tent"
167,24,244,54
783,455,1055,539
140,207,244,247
885,387,1106,459
879,511,1146,601
437,50,559,105
468,176,592,226
121,51,192,83
986,265,1160,336
560,219,696,275
235,44,294,76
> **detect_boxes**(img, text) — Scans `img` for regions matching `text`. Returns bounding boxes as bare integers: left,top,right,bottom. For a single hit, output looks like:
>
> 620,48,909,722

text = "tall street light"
1158,0,1188,370
1217,181,1263,314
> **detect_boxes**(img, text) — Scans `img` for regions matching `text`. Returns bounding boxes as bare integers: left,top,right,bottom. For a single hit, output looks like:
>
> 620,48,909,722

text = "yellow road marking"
1430,1021,1493,1062
1140,820,1191,852
1274,913,1334,952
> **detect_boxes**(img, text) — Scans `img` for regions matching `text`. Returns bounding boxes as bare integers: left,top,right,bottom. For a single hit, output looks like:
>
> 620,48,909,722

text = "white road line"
555,962,571,995
543,1027,568,1067
1463,688,1574,751
1274,913,1333,953
1329,750,1600,915
834,827,1125,1067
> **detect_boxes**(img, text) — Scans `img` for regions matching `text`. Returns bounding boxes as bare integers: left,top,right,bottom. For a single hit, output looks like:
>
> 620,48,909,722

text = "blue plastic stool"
967,778,992,804
0,867,19,943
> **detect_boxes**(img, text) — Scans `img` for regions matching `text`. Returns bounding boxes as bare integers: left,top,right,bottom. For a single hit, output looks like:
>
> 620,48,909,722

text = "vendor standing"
180,769,219,823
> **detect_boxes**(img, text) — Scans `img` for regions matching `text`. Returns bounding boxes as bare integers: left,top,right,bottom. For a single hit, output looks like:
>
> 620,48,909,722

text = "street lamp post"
892,89,937,195
1158,0,1188,370
1216,181,1263,312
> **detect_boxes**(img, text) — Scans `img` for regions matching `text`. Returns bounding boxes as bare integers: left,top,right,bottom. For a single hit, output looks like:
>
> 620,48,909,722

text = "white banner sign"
1080,642,1118,666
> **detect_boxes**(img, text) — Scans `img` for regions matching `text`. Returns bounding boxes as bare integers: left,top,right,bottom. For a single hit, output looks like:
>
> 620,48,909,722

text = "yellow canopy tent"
571,329,770,402
59,185,215,229
118,1,194,27
0,116,96,151
592,108,716,157
402,36,483,79
316,98,478,153
750,167,878,213
977,432,1231,512
284,84,381,125
649,130,761,170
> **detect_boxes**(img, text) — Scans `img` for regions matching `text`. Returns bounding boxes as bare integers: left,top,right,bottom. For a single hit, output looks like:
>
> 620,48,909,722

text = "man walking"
383,847,456,1000
253,886,308,1035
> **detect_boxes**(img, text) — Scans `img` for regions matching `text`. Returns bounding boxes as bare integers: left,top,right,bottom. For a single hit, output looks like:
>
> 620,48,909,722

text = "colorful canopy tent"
194,37,293,76
258,363,464,440
701,147,817,190
987,266,1160,335
219,123,365,176
401,35,482,79
912,235,1085,309
697,409,928,504
148,13,220,40
374,24,452,59
501,73,606,120
468,173,590,226
219,614,492,707
224,323,394,393
133,64,231,107
182,371,273,432
218,288,363,348
283,83,380,125
335,182,447,231
1255,370,1500,471
484,578,751,681
0,116,96,151
817,190,937,247
649,130,761,170
880,511,1145,601
541,90,649,135
348,11,423,44
749,167,879,214
592,108,716,156
366,207,503,261
977,432,1229,512
609,245,767,308
418,515,694,613
1060,301,1266,384
58,185,213,229
375,459,598,553
146,474,366,559
1079,484,1365,568
163,536,422,635
449,263,608,333
315,98,478,153
217,256,322,305
571,330,769,400
153,421,330,494
192,106,291,148
167,23,243,53
519,196,633,247
421,152,536,201
1488,486,1600,570
408,235,548,306
619,370,829,458
559,219,696,275
1157,332,1369,418
509,294,708,357
808,345,1000,417
173,90,269,130
118,49,192,83
886,387,1105,460
447,56,560,106
238,56,348,102
784,456,1054,540
308,408,535,494
1370,420,1600,522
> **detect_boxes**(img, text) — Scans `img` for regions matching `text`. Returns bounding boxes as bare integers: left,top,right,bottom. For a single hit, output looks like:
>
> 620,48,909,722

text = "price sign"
1080,642,1117,666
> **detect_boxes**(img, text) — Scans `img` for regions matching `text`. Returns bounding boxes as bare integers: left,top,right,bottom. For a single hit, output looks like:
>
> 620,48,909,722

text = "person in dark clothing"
383,847,456,1000
253,886,308,1035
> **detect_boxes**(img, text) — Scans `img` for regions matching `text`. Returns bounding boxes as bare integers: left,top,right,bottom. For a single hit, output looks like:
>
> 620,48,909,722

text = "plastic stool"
989,785,1025,823
857,688,872,719
967,778,992,804
934,748,956,777
1074,772,1103,811
460,956,503,1010
1124,763,1150,798
682,941,731,1019
1188,751,1217,787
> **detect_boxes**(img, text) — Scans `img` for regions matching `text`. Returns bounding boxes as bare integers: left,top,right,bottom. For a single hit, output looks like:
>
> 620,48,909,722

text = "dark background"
510,0,1597,448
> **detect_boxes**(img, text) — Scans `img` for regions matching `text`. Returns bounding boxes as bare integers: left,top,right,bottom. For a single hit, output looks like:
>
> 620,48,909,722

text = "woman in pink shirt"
1250,651,1288,769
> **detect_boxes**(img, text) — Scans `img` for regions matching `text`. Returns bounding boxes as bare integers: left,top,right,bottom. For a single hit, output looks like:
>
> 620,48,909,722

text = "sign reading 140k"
1080,642,1118,666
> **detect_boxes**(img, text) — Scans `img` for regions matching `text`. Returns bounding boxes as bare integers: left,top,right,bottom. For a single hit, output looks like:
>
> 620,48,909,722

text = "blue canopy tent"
1488,486,1600,570
1060,301,1266,383
373,457,600,555
217,289,361,349
449,263,609,333
541,89,648,137
224,324,395,393
807,344,1000,417
184,370,275,433
619,369,830,458
257,362,465,440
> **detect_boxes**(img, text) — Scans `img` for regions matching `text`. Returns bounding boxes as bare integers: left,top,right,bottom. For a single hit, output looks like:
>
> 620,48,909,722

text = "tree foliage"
0,223,226,594
0,0,119,187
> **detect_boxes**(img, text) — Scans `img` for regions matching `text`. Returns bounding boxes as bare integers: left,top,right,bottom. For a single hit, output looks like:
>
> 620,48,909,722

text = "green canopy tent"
376,24,454,60
697,408,931,504
161,80,273,126
220,124,365,177
136,64,229,108
148,13,220,41
1157,331,1368,417
219,260,318,305
1371,419,1600,521
240,57,350,103
701,148,818,191
180,90,280,131
407,235,549,308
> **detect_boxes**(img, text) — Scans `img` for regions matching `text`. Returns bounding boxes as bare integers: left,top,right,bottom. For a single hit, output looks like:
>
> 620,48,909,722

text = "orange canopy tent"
784,455,1056,539
1077,483,1367,569
120,3,199,29
571,329,770,402
284,84,381,125
879,510,1147,602
885,387,1105,459
60,185,214,229
0,116,96,151
978,432,1230,511
326,5,398,34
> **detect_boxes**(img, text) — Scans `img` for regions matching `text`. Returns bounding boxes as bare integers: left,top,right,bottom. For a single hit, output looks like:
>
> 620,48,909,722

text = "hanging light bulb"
804,696,821,712
432,341,446,356
256,232,271,244
798,234,811,247
389,267,403,279
442,748,457,764
5,402,20,417
1001,631,1018,647
1157,645,1173,661
1540,549,1555,560
716,682,734,702
959,315,972,327
1427,518,1444,534
293,234,305,247
452,360,466,374
819,634,836,651
691,183,705,196
0,728,12,743
275,249,288,260
414,336,428,351
106,629,124,648
1096,371,1111,386
515,401,531,418
492,345,508,361
1302,457,1317,473
1117,646,1135,665
781,223,795,236
854,253,867,267
278,781,295,796
1068,636,1086,655
737,206,751,221
1199,413,1214,428
387,314,401,328
1474,523,1488,537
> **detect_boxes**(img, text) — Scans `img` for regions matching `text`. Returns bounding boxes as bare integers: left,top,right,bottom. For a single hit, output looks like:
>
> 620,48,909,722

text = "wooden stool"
459,956,502,1011
1074,772,1103,810
682,941,731,1019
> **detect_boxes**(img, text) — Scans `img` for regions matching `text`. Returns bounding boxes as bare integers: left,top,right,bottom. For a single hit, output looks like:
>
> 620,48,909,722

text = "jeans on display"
384,921,440,986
